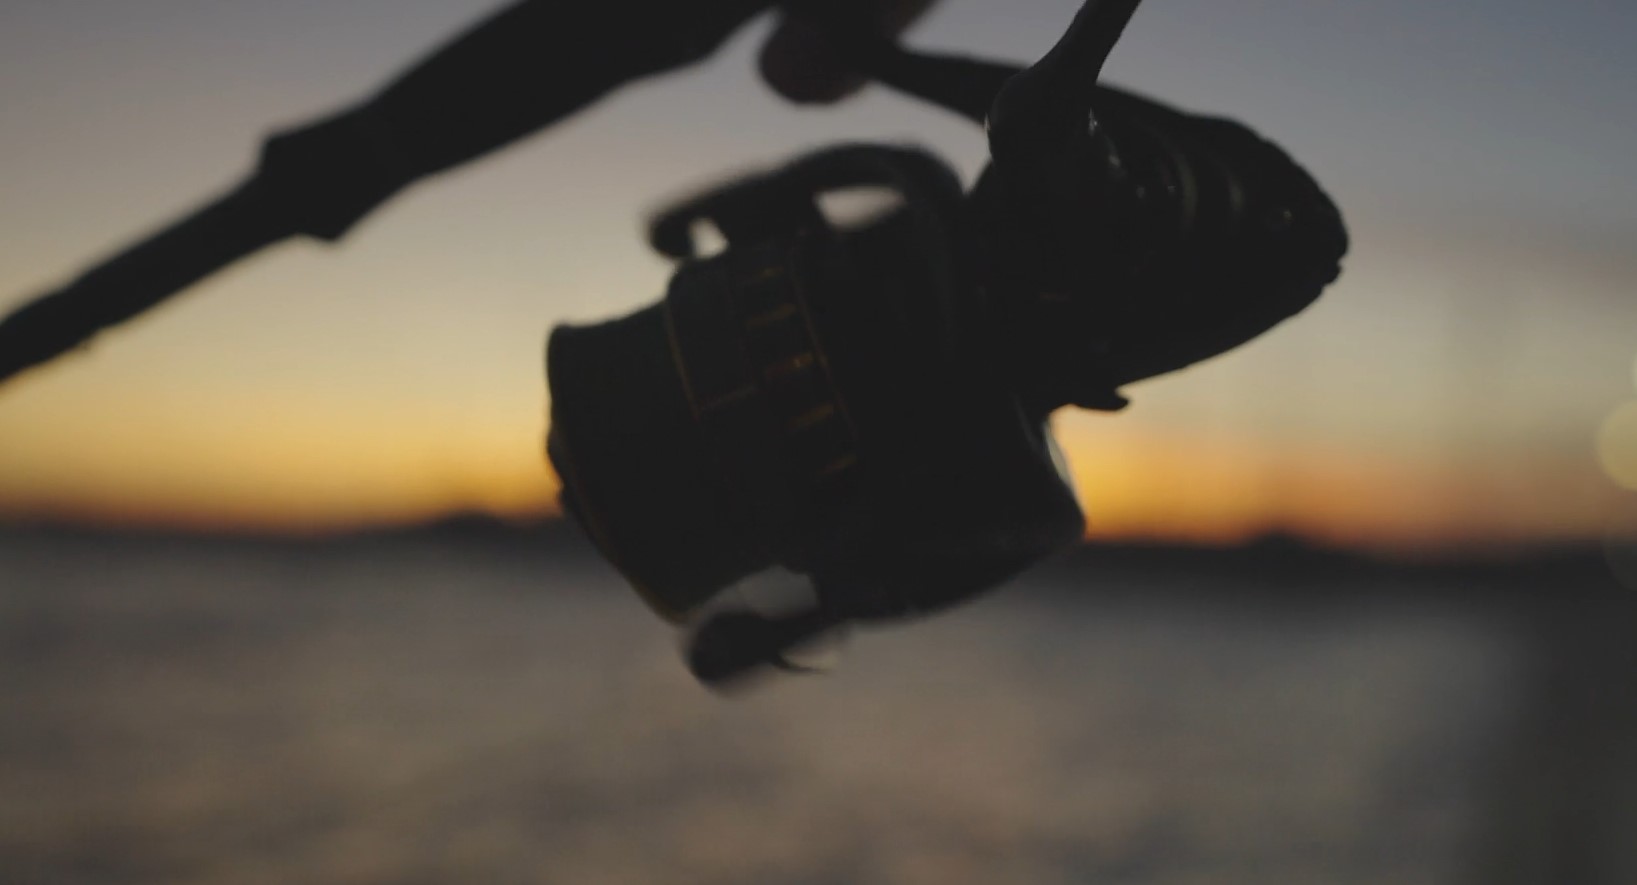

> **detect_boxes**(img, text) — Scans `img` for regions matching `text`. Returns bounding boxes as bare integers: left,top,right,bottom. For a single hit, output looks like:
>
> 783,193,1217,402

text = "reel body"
548,146,1085,682
550,0,1351,686
547,85,1348,685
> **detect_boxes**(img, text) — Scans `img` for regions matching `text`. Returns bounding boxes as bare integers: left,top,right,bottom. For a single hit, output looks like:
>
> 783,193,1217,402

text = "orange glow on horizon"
1,405,1617,552
0,379,559,535
1056,428,1616,551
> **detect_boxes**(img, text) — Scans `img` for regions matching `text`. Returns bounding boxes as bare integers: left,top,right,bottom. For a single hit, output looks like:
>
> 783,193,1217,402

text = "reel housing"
546,0,1349,685
548,146,1085,683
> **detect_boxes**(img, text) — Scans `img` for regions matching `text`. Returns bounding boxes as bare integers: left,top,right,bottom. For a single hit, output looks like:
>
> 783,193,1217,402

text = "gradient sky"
1,0,1634,549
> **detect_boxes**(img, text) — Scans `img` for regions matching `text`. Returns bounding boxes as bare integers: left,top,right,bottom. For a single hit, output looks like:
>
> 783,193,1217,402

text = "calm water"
0,530,1626,884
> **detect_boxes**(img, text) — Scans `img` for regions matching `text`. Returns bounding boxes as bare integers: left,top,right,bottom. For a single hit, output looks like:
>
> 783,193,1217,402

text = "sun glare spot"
1596,401,1637,491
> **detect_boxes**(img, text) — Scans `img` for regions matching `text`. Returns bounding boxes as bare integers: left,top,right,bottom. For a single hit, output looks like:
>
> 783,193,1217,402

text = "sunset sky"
1,0,1634,550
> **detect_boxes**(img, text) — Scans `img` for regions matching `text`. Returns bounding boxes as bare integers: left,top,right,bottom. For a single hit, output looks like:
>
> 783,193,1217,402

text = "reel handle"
686,607,844,686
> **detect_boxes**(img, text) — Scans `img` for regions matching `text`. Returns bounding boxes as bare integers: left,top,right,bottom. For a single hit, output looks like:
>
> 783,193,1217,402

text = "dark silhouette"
0,0,932,383
0,0,1348,683
545,0,1347,684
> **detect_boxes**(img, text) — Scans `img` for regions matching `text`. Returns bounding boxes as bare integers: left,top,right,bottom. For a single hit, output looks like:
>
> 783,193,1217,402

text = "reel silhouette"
0,1,1347,687
546,0,1348,685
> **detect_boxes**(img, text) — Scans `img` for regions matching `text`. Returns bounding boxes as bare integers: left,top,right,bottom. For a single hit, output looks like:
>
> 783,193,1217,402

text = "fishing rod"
0,0,780,383
0,0,1348,686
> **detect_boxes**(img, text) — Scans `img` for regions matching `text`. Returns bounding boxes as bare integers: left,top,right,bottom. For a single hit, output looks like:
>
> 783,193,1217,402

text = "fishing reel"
549,144,1086,684
546,0,1348,686
0,0,1345,688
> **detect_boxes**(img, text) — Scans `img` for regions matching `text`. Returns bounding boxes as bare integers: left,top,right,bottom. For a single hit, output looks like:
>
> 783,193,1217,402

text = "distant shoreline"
2,512,1625,598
